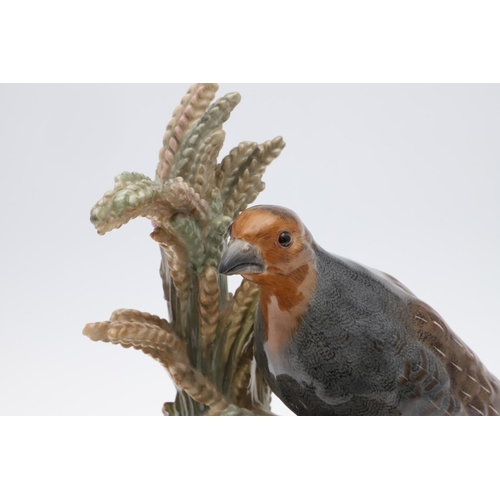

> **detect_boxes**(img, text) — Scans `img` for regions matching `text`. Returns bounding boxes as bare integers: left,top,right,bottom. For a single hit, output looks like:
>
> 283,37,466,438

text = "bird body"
219,205,500,416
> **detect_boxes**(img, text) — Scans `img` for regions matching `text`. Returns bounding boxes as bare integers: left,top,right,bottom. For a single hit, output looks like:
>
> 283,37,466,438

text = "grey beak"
218,238,265,276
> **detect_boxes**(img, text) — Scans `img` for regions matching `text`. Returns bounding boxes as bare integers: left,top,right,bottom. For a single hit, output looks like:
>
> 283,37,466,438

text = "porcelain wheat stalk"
83,84,285,416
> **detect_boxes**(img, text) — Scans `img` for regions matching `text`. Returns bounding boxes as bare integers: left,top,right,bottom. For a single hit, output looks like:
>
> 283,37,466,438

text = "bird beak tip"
219,239,265,276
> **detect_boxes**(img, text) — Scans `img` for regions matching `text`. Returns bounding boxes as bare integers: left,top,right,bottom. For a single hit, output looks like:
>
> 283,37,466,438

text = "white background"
1,83,498,416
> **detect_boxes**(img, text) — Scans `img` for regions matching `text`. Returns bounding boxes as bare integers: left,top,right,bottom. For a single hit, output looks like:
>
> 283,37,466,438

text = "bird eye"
278,231,292,248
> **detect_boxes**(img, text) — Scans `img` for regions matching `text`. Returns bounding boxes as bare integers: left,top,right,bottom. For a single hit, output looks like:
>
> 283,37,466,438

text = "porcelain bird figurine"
219,205,500,416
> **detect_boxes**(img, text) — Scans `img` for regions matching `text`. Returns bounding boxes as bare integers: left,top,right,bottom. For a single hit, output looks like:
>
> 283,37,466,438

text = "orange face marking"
230,206,318,359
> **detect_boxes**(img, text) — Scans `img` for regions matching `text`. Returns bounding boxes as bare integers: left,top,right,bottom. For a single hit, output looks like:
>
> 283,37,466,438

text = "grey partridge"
219,205,500,416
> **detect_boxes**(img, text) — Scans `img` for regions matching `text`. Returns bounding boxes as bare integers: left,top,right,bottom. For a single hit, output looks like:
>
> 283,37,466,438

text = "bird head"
218,205,316,286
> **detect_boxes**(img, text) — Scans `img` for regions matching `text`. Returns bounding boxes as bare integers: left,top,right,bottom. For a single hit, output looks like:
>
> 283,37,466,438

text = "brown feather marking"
410,301,500,415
